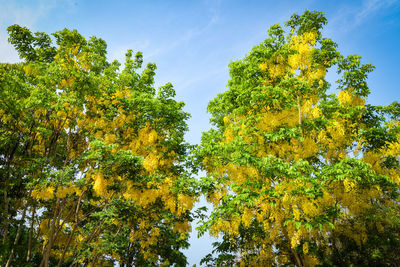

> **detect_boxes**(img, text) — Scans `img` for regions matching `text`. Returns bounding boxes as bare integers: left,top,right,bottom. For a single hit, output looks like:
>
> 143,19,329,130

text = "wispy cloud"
0,1,51,63
107,1,221,72
147,13,219,60
328,0,398,33
0,0,64,62
356,0,398,25
0,0,53,28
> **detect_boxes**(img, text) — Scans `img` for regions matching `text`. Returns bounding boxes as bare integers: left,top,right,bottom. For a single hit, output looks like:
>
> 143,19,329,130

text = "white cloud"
327,0,398,34
106,1,221,76
0,0,61,62
146,14,219,60
356,0,398,25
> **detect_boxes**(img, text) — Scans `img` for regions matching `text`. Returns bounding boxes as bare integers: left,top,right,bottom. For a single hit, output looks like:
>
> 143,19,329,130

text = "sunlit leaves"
198,10,400,266
1,25,195,266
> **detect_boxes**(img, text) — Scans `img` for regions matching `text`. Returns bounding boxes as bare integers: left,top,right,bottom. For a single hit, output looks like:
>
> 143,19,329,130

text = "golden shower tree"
198,10,400,266
0,25,196,267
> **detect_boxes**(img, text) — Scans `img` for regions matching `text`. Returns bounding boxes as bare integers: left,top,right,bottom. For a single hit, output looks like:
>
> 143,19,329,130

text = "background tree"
0,25,197,266
198,10,400,266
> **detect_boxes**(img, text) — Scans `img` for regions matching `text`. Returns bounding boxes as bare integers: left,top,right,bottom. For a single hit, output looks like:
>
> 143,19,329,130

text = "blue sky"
1,0,399,265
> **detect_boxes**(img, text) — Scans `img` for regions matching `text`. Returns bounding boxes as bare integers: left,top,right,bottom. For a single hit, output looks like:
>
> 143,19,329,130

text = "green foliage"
0,25,196,266
1,11,399,267
198,10,400,266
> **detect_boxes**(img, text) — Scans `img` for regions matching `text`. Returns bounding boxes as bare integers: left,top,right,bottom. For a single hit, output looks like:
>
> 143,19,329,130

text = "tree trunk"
26,205,36,262
40,197,61,267
279,201,303,267
57,191,84,267
2,180,9,245
281,223,303,267
5,202,28,267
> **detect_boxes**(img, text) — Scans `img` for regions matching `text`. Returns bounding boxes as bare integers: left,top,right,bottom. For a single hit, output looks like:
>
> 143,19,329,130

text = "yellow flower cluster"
288,31,317,71
56,184,82,198
92,173,108,197
338,89,365,106
31,186,55,200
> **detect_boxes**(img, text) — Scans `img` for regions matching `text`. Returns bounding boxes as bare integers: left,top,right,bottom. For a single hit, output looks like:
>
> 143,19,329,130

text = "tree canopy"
0,25,197,266
197,10,400,266
1,10,400,267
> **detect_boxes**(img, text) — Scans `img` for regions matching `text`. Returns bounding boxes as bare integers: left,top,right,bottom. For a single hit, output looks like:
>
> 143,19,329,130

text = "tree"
197,10,400,266
0,25,197,266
